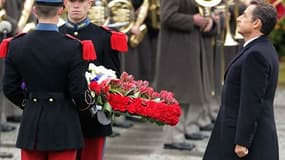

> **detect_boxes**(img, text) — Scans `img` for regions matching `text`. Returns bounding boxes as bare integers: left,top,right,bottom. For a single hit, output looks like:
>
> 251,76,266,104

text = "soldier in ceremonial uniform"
60,0,128,159
0,0,95,159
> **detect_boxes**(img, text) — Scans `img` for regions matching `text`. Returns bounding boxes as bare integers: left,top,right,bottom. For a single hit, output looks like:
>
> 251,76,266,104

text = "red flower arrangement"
86,64,182,126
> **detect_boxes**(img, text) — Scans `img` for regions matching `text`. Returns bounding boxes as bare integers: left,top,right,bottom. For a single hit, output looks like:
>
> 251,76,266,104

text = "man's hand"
235,144,249,158
0,0,5,7
202,17,213,32
131,25,140,35
193,14,208,29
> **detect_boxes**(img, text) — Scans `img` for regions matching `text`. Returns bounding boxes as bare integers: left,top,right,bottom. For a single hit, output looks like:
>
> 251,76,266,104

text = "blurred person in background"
154,0,218,151
0,0,23,132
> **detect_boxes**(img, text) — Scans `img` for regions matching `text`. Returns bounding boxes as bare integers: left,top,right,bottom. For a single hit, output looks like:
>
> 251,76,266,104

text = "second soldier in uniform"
60,0,128,159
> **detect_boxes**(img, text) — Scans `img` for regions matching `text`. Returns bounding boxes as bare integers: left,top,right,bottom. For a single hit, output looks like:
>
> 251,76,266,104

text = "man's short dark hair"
250,0,277,35
35,4,60,18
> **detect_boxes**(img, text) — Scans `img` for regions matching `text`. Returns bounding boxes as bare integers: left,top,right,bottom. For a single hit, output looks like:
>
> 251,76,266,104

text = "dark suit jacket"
60,23,120,137
3,30,89,151
203,35,279,160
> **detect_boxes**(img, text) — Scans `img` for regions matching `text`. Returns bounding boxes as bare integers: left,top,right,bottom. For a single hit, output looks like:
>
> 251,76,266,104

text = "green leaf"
133,91,140,98
104,102,112,113
109,88,123,95
111,112,116,121
125,88,135,96
97,96,103,105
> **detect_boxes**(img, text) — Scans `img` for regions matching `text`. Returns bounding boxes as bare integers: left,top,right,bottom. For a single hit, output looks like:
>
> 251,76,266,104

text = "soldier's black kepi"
35,0,63,6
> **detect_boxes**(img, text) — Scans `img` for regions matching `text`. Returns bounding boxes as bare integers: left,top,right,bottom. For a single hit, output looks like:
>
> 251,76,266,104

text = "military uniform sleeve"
234,51,270,148
160,0,195,32
68,42,91,109
3,43,26,108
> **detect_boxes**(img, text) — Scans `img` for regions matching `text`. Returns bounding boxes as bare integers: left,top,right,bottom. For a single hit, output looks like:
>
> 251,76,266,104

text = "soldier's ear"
32,6,39,19
88,0,93,8
63,0,68,5
58,6,64,15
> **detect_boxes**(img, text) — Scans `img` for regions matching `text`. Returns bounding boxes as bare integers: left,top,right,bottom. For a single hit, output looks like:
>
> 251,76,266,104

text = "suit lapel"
224,46,247,79
223,35,267,80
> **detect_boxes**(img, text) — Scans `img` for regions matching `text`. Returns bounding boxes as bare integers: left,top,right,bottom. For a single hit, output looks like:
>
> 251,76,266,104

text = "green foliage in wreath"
269,17,285,58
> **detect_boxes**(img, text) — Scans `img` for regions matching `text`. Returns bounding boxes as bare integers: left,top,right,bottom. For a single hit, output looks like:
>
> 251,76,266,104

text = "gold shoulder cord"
21,99,26,108
80,90,96,111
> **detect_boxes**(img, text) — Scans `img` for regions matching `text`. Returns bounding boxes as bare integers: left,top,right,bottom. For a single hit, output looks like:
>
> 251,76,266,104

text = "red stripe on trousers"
79,137,106,160
21,149,77,160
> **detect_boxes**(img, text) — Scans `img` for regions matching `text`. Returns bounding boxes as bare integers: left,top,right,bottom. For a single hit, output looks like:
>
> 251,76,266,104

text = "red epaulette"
101,26,128,52
0,32,26,58
65,34,97,61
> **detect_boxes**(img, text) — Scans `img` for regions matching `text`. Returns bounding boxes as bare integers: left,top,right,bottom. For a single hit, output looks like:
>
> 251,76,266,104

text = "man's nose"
73,1,80,7
236,16,241,23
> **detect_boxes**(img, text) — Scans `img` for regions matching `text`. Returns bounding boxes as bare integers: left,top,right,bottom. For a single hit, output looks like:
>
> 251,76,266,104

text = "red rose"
89,81,101,94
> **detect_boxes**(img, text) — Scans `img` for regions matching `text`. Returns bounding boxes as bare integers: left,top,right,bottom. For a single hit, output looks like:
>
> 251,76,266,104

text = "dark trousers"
21,149,77,160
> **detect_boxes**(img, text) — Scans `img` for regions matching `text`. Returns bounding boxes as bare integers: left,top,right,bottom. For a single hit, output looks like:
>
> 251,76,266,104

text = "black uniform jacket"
203,36,279,160
3,30,89,151
60,22,121,137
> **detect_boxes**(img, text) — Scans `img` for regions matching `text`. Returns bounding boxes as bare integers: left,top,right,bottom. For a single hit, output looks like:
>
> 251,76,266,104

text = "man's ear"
88,0,93,8
58,6,64,15
63,0,68,6
32,6,39,19
253,18,262,30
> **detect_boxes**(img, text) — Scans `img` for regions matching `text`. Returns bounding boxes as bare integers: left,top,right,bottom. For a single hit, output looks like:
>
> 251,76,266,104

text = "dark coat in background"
1,0,21,39
1,0,23,125
3,30,89,151
3,0,21,21
60,22,121,137
154,0,216,105
203,36,279,160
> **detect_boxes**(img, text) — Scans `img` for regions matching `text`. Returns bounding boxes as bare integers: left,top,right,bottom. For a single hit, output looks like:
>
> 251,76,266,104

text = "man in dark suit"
1,0,95,159
203,1,279,160
60,0,127,159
